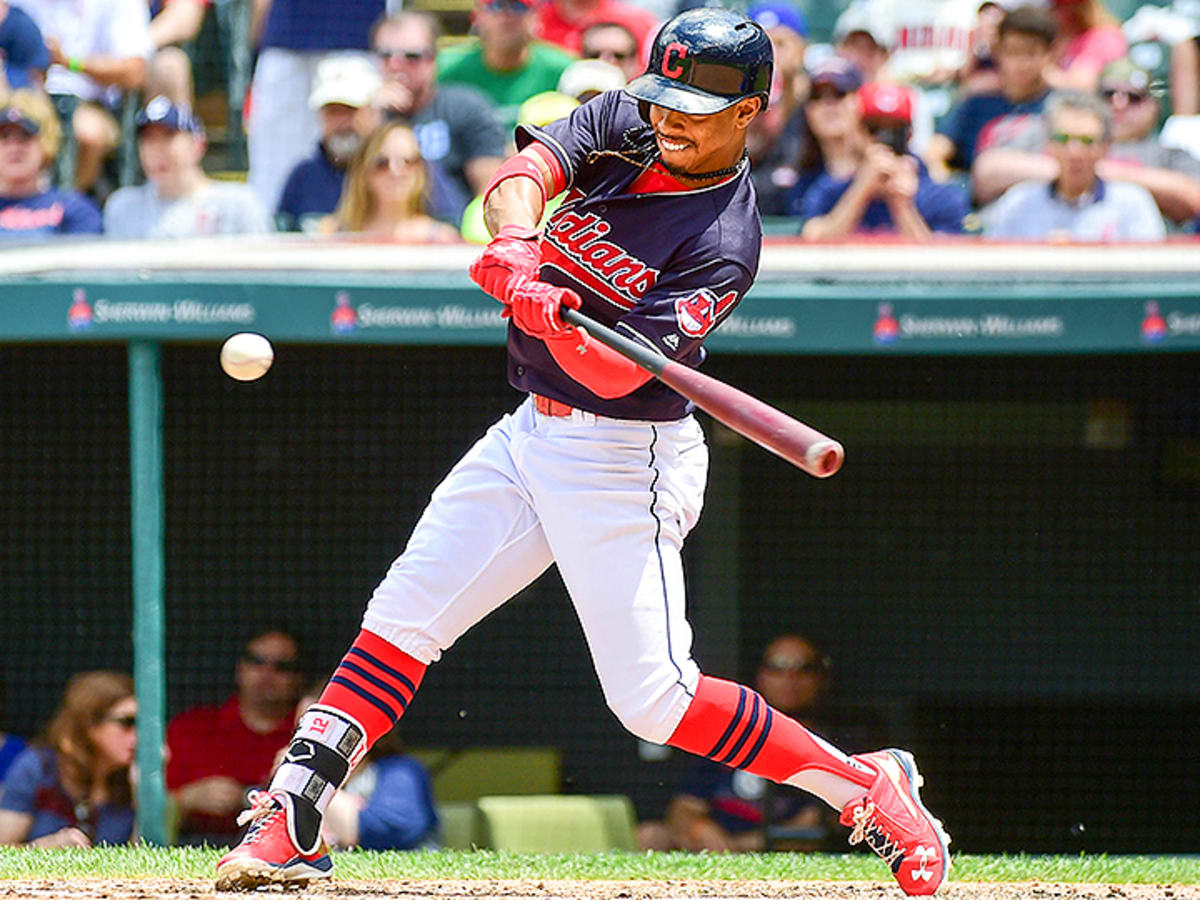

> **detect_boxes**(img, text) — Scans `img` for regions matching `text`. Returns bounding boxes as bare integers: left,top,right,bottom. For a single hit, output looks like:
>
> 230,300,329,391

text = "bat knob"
806,441,845,478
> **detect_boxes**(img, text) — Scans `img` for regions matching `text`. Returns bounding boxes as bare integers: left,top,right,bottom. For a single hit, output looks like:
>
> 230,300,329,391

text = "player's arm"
481,143,565,236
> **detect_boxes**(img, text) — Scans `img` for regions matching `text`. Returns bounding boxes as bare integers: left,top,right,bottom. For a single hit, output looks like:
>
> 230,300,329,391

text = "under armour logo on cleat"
910,844,937,882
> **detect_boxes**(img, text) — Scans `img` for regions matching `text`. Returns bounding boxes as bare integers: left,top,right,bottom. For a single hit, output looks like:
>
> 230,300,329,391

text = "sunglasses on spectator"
1050,131,1100,146
373,154,422,171
1101,88,1150,104
586,48,636,62
377,48,434,62
809,86,848,102
761,655,827,674
103,715,138,730
242,652,301,672
482,0,534,12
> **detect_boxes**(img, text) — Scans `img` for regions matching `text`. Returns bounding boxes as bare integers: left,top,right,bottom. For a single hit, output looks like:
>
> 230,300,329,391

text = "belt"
533,393,576,417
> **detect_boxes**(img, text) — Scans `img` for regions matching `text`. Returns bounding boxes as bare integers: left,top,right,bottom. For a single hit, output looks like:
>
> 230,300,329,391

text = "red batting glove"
503,277,582,339
468,224,542,304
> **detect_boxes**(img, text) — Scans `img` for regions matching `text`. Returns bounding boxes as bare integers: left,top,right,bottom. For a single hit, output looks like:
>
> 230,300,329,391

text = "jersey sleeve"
514,90,625,191
0,748,43,815
612,257,754,363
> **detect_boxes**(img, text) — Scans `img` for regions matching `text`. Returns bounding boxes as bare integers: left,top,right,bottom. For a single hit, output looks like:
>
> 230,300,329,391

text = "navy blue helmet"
625,8,774,117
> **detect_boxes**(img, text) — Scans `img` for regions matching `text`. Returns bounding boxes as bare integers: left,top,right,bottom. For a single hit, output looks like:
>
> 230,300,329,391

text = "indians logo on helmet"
675,288,737,338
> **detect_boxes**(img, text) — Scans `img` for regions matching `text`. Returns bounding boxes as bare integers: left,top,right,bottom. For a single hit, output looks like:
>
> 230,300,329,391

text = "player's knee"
606,681,693,745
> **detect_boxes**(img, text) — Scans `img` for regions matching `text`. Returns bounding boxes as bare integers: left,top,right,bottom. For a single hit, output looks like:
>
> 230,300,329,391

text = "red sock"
667,675,873,789
317,629,427,748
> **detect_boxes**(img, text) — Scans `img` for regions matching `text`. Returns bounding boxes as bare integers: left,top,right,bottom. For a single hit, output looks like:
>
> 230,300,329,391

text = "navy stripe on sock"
706,686,748,760
346,646,418,695
716,691,761,766
737,705,773,770
338,659,411,712
328,675,399,725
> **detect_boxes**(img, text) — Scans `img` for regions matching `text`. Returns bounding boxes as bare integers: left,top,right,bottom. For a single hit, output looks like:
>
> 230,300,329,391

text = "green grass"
0,847,1197,883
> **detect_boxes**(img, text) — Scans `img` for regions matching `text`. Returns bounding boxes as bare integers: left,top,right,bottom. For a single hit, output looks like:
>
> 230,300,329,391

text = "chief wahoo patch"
674,288,738,338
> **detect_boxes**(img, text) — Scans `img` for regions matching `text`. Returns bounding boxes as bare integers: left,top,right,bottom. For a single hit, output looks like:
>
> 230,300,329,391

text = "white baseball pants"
362,396,707,743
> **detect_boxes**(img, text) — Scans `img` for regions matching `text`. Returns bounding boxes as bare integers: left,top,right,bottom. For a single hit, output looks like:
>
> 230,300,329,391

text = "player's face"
88,695,138,770
648,97,761,178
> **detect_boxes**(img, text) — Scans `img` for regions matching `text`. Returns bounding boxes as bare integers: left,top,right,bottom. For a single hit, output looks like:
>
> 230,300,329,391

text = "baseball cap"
1099,57,1158,94
479,0,536,10
557,59,627,101
136,95,204,136
858,81,912,123
309,54,383,110
518,91,581,128
808,55,863,94
833,3,894,49
748,1,809,38
0,105,40,136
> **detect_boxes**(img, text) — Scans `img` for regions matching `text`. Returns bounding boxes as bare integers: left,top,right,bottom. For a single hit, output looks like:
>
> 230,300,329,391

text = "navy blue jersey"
513,90,762,421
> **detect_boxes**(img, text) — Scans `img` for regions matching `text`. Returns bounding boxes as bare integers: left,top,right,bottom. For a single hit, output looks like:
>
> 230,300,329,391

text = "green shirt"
437,40,577,134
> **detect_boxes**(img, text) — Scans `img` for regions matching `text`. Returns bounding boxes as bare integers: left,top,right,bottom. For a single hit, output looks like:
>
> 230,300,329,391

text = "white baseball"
220,332,274,381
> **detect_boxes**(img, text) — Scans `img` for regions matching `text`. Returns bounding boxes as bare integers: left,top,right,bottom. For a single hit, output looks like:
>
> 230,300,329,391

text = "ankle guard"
271,705,368,817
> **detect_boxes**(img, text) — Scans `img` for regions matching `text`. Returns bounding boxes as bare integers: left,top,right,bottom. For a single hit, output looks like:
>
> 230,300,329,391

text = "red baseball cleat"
215,790,332,891
840,749,951,896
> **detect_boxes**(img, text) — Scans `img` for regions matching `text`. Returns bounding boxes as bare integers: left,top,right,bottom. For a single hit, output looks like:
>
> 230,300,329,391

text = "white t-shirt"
103,180,275,239
28,0,154,102
867,0,980,83
981,179,1167,242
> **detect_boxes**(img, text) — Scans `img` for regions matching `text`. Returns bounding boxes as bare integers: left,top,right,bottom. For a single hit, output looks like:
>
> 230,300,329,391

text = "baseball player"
215,9,950,895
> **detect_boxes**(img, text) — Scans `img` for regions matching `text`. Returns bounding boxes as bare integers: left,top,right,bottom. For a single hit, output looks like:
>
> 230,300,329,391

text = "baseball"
220,332,274,381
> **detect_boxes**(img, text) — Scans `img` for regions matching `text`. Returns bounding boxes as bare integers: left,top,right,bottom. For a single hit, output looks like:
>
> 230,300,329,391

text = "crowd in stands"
0,630,440,849
1,0,1200,244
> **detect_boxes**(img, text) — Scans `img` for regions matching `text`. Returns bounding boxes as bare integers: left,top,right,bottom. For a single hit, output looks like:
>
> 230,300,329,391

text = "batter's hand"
504,276,582,339
469,224,542,304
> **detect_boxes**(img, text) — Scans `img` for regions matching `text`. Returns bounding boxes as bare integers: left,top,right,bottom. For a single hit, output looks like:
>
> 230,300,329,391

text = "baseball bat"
560,307,844,479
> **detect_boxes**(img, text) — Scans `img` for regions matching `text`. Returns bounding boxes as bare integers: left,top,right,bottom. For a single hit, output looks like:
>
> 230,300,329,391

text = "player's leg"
217,407,554,889
531,414,949,896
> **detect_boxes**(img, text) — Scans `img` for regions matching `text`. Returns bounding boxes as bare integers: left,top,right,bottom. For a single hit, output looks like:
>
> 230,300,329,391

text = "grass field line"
0,849,1197,884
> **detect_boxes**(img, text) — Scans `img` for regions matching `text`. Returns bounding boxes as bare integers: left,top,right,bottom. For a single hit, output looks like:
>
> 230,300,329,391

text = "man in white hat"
276,55,381,232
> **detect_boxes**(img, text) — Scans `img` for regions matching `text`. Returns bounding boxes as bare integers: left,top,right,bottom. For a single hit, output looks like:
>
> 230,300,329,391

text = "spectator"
0,684,26,782
832,6,892,83
1099,57,1200,224
800,82,969,239
580,21,642,82
165,629,304,844
284,684,439,851
0,2,49,90
533,0,657,58
328,120,462,243
277,54,382,232
103,96,273,239
247,0,385,212
26,0,153,194
556,58,626,103
638,635,839,853
0,89,101,239
782,57,865,216
1045,0,1127,92
374,13,502,222
146,0,211,105
437,0,577,136
926,5,1056,176
981,90,1166,239
957,0,1011,96
0,671,136,848
746,2,812,215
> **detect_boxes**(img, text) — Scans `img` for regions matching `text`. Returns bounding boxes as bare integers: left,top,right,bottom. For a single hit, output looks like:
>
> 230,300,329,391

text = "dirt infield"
1,879,1198,900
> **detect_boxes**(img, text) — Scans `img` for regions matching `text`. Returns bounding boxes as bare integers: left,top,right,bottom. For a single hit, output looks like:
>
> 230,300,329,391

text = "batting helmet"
624,8,773,117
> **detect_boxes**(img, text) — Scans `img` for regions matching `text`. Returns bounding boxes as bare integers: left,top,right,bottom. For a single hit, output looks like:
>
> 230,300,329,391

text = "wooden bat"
560,307,844,479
